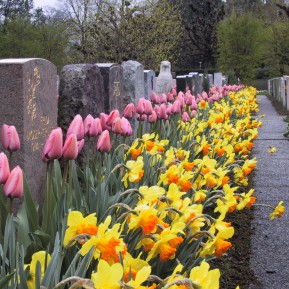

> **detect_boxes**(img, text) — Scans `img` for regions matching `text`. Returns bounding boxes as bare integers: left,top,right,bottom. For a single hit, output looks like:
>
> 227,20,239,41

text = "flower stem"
61,160,69,194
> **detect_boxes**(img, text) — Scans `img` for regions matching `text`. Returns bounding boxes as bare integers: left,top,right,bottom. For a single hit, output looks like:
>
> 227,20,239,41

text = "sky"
33,0,59,9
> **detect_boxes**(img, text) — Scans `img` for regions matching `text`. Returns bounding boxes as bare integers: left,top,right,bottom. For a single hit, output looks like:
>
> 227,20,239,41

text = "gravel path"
249,95,289,288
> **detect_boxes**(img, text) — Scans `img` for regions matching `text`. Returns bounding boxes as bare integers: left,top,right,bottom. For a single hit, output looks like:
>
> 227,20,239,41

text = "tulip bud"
137,114,147,121
0,152,10,184
182,112,190,122
84,114,98,137
136,98,146,115
159,104,167,120
171,100,181,114
167,92,174,102
100,113,109,130
121,117,133,136
4,165,23,198
191,110,197,118
123,103,135,119
144,99,153,115
77,139,85,153
97,130,111,153
67,114,84,141
1,124,20,151
112,117,122,135
151,91,160,103
190,100,198,111
42,128,63,162
62,134,78,160
160,93,167,104
106,110,120,127
148,111,157,123
94,118,103,135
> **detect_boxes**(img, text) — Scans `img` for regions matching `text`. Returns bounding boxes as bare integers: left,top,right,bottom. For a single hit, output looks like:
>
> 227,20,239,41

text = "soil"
211,93,289,289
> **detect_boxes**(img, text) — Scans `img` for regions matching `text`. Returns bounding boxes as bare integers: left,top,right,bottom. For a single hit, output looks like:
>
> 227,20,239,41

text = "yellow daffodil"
91,259,123,289
63,211,97,247
270,201,285,220
122,156,144,188
25,251,51,289
268,147,277,153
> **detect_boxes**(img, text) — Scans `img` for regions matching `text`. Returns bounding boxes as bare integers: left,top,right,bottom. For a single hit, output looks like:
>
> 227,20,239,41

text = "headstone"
186,75,193,92
284,76,289,110
214,72,223,87
268,79,272,96
96,63,124,113
189,72,199,95
199,74,204,93
122,60,145,105
208,74,214,88
58,64,105,132
280,77,286,107
155,60,174,95
176,76,187,93
144,70,156,99
222,75,228,86
0,58,57,205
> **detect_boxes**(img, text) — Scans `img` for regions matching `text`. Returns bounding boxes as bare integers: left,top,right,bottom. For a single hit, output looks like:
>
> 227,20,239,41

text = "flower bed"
0,85,284,288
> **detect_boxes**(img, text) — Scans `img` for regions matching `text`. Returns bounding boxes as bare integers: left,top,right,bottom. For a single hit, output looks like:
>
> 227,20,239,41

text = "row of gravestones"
268,76,289,110
0,57,224,205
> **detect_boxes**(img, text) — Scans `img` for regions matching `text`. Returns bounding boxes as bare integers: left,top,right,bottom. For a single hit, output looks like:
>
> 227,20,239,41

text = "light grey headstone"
155,61,174,95
96,63,124,113
214,72,222,87
199,74,204,93
284,76,289,110
208,74,213,88
144,70,156,99
58,64,105,132
281,77,286,107
122,60,145,105
0,58,57,205
268,79,271,96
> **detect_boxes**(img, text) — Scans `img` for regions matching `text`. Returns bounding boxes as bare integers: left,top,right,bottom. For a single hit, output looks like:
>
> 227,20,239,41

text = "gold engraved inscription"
113,82,121,97
27,67,41,122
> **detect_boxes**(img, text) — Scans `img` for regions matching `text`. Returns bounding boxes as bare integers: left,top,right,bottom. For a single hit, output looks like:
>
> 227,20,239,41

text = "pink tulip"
171,87,177,96
1,125,20,151
123,103,135,119
94,118,103,135
136,98,146,115
160,93,167,104
97,130,111,153
171,100,181,114
100,113,110,130
166,103,173,115
0,152,10,184
182,112,190,122
77,139,85,153
167,92,174,102
148,111,157,123
4,165,23,198
121,117,133,136
106,110,120,127
191,110,197,118
67,114,84,141
42,128,63,162
159,104,167,120
202,91,208,100
151,91,159,103
112,117,122,135
190,100,198,111
137,114,147,121
62,134,78,160
84,114,97,137
144,99,153,115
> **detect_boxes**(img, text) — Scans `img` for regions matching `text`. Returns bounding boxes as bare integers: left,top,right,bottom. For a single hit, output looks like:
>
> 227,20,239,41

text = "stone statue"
155,61,175,95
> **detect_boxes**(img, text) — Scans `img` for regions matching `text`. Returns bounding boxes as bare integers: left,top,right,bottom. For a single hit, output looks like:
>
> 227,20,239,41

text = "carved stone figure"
155,61,174,95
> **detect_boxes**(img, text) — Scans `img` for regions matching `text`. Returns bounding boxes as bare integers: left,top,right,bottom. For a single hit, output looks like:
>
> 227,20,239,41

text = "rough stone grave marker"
0,58,57,204
214,72,222,87
144,70,156,99
122,60,145,105
58,64,105,132
96,63,124,113
176,76,187,93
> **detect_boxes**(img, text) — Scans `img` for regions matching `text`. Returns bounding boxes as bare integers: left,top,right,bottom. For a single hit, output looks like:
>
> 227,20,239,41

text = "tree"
169,0,224,70
62,0,183,70
265,20,289,76
217,13,267,84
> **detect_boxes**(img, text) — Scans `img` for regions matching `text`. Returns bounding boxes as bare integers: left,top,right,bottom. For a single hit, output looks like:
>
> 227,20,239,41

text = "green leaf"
0,272,15,288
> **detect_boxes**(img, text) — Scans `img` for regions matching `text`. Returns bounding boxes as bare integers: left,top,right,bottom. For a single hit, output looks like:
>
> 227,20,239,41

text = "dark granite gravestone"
199,74,204,93
208,74,213,88
144,70,156,99
96,63,124,113
0,58,57,205
122,60,145,105
176,76,187,93
186,75,193,92
58,64,105,132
